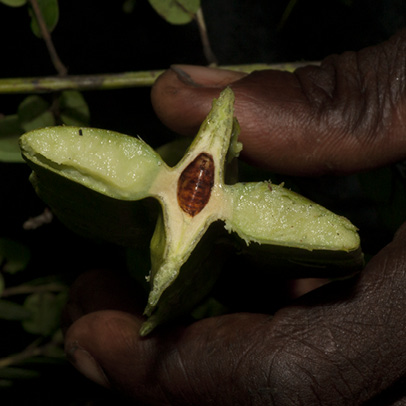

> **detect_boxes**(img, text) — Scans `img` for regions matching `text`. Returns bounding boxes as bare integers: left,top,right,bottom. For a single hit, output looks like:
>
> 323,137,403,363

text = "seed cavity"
177,153,214,217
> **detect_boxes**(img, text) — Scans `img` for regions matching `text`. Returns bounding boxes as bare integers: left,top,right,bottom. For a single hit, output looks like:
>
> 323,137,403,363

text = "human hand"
151,32,406,177
63,30,406,405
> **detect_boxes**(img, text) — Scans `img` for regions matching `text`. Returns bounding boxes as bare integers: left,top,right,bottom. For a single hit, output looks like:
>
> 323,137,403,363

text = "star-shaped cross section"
20,88,363,335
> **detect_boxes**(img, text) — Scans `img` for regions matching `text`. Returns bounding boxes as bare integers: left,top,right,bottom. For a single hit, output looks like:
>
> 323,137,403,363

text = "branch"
0,62,319,94
28,0,67,76
1,282,66,298
0,335,63,369
195,8,217,65
0,339,43,369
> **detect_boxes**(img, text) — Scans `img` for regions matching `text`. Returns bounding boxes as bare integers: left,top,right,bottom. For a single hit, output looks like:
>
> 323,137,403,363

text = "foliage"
148,0,200,24
0,91,89,162
0,0,212,403
0,0,59,36
29,0,59,38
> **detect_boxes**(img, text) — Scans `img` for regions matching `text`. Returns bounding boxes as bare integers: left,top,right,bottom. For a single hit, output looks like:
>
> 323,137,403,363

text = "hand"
151,32,406,176
63,30,406,405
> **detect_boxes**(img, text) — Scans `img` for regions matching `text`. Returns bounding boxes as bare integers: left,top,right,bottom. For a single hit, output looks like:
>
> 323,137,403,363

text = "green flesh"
19,88,363,335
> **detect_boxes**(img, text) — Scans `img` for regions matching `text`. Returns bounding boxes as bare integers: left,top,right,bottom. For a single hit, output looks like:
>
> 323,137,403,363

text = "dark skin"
63,30,406,405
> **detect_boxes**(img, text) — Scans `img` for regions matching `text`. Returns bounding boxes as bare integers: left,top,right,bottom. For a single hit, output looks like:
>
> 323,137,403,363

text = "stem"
277,0,299,31
1,282,66,298
0,70,164,94
28,0,68,76
0,336,63,369
0,339,42,369
195,8,217,65
0,62,319,94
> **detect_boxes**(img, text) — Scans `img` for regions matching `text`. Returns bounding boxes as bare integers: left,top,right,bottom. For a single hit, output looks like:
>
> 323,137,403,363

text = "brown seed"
177,153,215,216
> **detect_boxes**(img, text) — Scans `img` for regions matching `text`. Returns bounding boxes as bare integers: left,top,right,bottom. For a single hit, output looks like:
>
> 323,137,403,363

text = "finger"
64,222,406,405
267,220,406,405
61,269,145,333
151,30,406,175
65,309,275,405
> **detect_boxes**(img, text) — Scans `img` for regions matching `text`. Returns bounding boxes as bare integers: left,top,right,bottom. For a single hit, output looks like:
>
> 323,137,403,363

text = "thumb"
151,65,246,136
151,31,406,175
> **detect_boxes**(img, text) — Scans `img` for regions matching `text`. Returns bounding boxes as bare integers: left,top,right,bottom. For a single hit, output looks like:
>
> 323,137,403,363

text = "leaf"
122,0,137,13
191,296,228,320
0,367,40,380
0,379,13,388
148,0,200,24
29,0,59,38
22,291,67,336
0,0,26,6
0,238,31,274
17,95,55,132
59,90,90,127
277,0,298,31
0,274,4,296
0,115,25,163
0,299,31,321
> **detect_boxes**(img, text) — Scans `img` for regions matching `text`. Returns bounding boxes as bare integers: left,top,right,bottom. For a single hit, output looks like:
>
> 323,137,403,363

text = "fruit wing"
226,181,361,252
20,126,165,200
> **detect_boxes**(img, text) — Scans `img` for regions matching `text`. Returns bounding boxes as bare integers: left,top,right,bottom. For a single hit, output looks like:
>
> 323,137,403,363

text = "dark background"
0,1,406,404
2,0,406,132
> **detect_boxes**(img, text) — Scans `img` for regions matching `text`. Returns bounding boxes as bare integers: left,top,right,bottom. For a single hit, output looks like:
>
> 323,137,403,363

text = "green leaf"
122,0,137,13
22,291,67,336
29,0,59,38
59,91,90,127
0,299,31,321
191,296,228,320
0,238,31,274
0,0,26,6
0,115,24,163
0,367,40,380
148,0,200,24
17,95,55,132
0,379,13,388
277,0,298,31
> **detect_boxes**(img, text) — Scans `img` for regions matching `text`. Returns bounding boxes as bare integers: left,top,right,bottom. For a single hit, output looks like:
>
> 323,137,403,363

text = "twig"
23,208,53,230
0,336,63,369
0,62,319,94
0,70,164,93
0,339,43,368
195,8,217,65
1,282,66,298
277,0,299,31
28,0,68,76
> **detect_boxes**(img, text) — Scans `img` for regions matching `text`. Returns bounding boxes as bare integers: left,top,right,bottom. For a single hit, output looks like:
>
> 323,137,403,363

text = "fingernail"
66,341,110,388
170,64,246,88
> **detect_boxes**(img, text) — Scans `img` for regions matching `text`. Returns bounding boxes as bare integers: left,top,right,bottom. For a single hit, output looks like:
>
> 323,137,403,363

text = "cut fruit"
19,87,363,335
